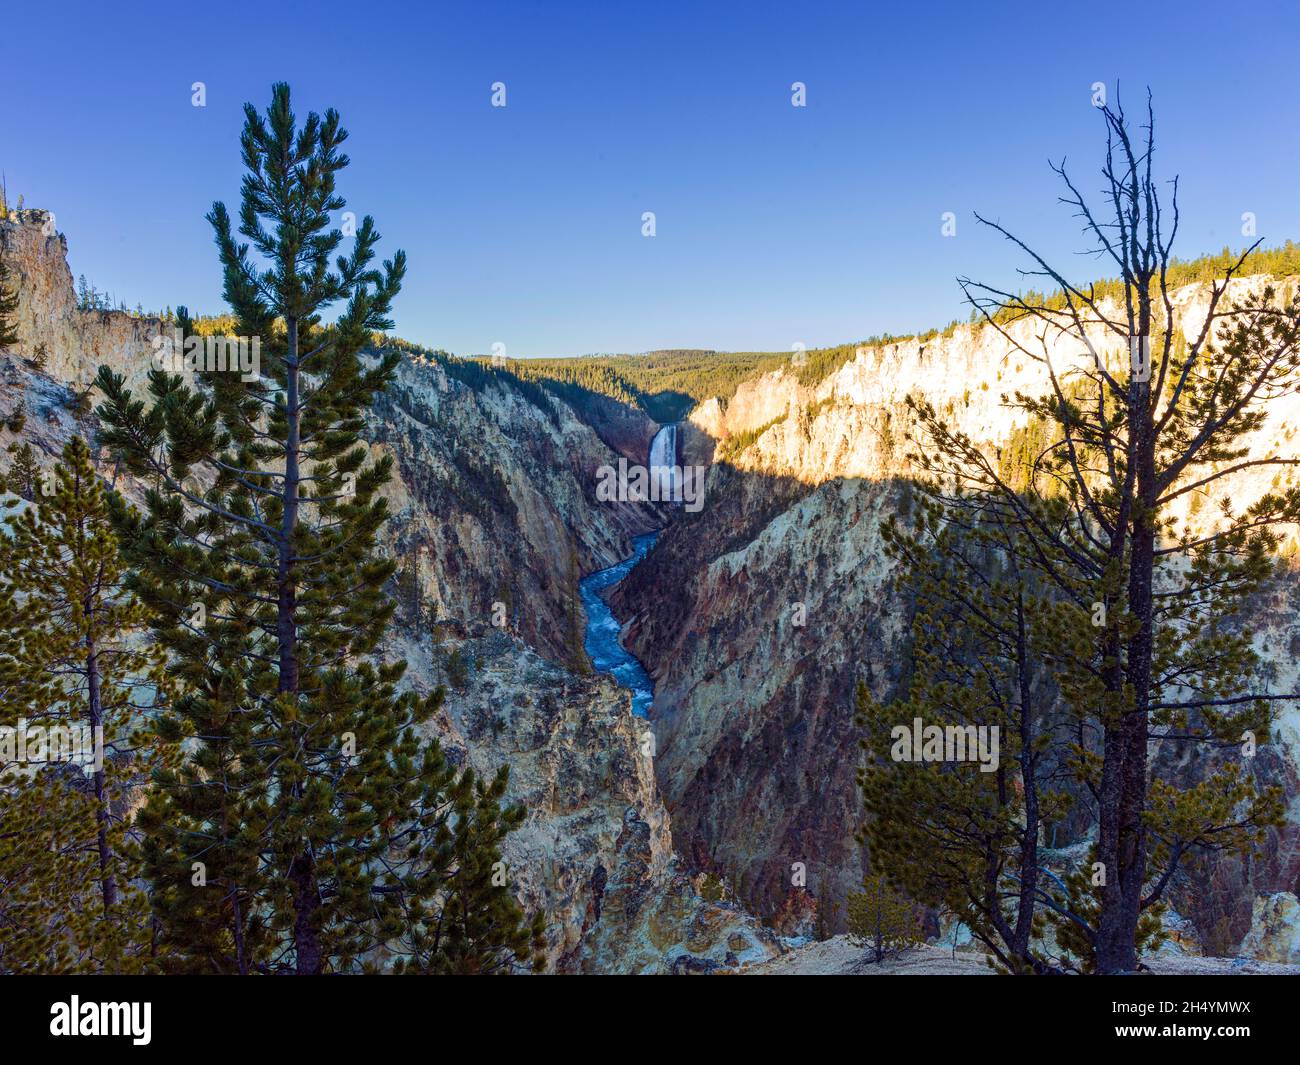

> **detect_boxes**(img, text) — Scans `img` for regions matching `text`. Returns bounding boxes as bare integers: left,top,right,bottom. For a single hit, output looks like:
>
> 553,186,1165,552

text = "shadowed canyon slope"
614,285,1300,957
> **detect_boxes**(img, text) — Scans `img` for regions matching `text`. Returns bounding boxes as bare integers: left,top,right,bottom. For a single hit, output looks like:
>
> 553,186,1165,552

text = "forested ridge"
371,241,1300,429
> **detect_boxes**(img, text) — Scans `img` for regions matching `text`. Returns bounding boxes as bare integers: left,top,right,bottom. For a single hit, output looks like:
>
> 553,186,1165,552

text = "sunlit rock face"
618,279,1300,947
1,211,164,391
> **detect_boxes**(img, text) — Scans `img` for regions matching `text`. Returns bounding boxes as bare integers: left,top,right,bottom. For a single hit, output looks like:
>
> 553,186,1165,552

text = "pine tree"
0,254,20,349
891,95,1296,971
391,763,546,974
0,436,168,972
96,83,539,975
397,549,422,631
0,763,109,973
445,645,470,690
845,870,922,965
857,505,1073,974
0,533,88,973
5,442,39,501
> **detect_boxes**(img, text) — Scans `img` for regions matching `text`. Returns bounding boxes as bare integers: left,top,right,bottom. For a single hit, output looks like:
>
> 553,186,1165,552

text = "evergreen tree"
888,96,1295,971
95,83,539,975
844,870,922,965
0,436,167,972
0,760,110,972
0,254,20,349
397,549,422,631
444,645,470,690
391,764,546,974
857,506,1073,974
0,535,88,973
5,442,39,501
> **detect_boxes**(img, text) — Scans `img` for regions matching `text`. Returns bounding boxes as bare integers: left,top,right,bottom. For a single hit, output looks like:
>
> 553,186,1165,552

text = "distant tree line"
375,237,1300,433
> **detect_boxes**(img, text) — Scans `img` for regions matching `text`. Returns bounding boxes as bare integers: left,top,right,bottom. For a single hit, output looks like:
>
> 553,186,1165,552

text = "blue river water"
580,531,659,717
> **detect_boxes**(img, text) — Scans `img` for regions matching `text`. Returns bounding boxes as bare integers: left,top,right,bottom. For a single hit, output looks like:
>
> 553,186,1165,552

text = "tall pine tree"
880,96,1296,971
0,436,165,972
96,83,539,974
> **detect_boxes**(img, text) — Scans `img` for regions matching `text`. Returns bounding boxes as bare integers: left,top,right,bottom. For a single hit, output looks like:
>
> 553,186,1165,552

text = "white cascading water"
648,423,678,502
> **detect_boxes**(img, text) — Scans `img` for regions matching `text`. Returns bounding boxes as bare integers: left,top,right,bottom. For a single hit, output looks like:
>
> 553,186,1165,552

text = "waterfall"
648,423,678,502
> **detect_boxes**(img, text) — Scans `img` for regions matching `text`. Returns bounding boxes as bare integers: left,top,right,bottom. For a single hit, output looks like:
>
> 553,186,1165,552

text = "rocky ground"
742,937,1300,976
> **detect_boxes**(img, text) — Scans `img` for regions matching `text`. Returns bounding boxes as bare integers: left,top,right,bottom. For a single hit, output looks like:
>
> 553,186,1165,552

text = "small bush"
845,871,922,964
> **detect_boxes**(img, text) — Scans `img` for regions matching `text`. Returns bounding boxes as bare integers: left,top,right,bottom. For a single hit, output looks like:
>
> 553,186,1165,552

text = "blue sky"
3,0,1299,356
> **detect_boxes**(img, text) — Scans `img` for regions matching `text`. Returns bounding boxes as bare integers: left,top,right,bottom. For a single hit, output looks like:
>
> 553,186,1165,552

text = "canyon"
0,209,777,973
615,288,1300,959
3,207,1299,969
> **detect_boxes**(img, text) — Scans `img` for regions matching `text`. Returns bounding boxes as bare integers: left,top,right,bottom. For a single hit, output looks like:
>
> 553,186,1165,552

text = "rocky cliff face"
366,356,664,670
0,210,770,973
1,208,663,672
616,282,1300,956
395,624,778,972
0,211,164,393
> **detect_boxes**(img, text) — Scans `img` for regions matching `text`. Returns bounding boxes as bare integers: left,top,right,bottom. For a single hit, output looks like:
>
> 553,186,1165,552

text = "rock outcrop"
399,626,779,972
1,210,163,393
743,936,1300,976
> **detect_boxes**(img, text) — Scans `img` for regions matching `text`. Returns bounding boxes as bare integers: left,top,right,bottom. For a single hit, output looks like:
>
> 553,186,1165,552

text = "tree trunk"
1096,313,1157,973
85,629,117,913
289,852,322,975
1011,591,1038,967
278,317,301,696
279,316,322,975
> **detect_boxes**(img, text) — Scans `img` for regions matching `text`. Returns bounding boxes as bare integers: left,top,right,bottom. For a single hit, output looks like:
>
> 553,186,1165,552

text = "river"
580,531,658,717
578,424,677,716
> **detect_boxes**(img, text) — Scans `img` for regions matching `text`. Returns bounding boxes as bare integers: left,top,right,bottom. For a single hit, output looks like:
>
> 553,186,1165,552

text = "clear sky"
3,0,1299,357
